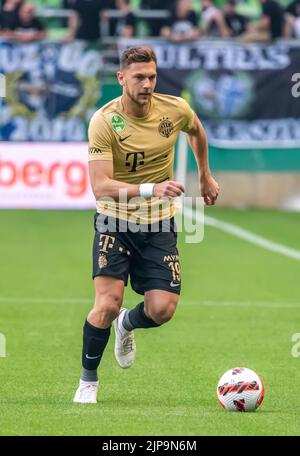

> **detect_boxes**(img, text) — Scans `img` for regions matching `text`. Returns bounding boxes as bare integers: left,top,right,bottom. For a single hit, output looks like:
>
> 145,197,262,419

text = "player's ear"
117,71,125,87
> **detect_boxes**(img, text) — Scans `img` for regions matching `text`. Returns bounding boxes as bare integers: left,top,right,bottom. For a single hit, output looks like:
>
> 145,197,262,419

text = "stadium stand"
1,0,297,39
0,0,170,39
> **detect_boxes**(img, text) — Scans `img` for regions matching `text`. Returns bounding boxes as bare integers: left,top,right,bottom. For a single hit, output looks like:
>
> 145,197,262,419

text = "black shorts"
92,213,181,295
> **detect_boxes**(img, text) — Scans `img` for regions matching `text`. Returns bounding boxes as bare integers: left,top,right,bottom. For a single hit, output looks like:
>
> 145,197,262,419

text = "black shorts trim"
132,282,181,296
92,270,128,285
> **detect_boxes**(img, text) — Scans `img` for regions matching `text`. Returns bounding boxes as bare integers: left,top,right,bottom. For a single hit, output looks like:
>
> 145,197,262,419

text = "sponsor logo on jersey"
89,147,102,155
119,135,131,142
111,114,126,133
163,254,179,262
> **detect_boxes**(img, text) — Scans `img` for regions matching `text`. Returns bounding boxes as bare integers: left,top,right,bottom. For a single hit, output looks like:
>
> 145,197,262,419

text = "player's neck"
121,94,151,118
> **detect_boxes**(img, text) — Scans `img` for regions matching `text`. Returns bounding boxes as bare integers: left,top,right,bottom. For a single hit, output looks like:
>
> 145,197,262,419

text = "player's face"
119,61,157,107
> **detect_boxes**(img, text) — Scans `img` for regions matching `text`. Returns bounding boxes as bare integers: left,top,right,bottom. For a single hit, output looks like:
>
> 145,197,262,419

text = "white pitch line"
0,297,299,309
183,206,300,261
200,300,300,309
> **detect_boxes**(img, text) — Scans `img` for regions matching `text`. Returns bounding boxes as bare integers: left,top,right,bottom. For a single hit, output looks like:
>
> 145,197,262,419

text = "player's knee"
90,304,120,327
90,293,121,326
149,302,176,325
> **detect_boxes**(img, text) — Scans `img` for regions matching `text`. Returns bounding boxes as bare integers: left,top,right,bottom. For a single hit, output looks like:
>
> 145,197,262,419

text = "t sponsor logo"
125,152,145,172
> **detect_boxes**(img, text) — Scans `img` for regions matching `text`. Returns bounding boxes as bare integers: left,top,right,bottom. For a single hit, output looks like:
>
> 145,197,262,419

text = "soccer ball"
217,367,264,412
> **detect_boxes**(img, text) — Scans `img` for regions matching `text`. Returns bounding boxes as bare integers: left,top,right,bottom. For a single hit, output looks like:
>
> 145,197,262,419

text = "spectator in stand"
240,0,284,41
201,0,230,37
104,0,136,38
3,3,46,42
141,0,176,36
160,0,200,42
285,0,300,38
62,1,75,27
0,0,23,36
65,0,135,40
63,0,76,6
65,0,105,42
223,0,249,37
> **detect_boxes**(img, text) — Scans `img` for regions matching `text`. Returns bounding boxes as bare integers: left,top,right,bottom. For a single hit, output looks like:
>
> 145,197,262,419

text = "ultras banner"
120,39,300,148
0,40,102,142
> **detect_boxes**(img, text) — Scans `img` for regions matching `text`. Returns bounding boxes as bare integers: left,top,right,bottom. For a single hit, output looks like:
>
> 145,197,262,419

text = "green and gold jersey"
88,92,195,223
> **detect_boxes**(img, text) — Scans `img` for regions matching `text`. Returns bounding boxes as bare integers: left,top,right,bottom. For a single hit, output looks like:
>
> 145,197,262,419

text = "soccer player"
73,46,219,403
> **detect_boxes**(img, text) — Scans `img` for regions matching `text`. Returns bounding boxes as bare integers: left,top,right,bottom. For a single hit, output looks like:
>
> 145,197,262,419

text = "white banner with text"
0,142,94,209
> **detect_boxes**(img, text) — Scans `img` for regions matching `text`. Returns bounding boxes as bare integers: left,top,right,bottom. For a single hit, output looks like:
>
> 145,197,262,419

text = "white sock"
80,379,98,385
118,310,129,336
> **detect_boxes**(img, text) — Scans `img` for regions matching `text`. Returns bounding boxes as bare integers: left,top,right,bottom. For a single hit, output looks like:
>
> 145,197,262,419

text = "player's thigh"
93,276,125,310
88,276,124,327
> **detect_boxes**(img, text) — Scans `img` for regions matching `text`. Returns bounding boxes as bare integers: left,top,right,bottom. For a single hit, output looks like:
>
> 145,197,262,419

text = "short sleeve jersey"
88,93,195,223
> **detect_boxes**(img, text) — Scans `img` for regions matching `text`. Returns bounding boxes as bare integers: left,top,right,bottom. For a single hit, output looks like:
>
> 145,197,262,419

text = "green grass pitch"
1,208,300,436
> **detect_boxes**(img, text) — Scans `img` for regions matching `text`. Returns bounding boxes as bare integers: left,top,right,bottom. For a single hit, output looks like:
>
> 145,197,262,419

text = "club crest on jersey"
98,254,108,269
111,114,125,133
158,117,174,138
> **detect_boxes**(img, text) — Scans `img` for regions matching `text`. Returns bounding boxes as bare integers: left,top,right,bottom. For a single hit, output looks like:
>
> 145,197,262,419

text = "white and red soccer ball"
217,367,264,412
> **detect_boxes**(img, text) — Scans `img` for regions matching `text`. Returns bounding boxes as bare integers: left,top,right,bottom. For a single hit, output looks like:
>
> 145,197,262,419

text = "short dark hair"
120,46,157,69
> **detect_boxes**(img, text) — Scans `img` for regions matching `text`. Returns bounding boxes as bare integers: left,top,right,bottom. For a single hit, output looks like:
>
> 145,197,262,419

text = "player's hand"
153,180,185,198
200,174,220,205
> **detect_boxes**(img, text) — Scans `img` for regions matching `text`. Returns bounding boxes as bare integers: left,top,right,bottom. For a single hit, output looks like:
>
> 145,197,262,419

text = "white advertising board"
0,142,95,209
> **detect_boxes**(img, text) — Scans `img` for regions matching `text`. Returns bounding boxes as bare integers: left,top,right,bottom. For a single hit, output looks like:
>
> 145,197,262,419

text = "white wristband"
139,183,155,199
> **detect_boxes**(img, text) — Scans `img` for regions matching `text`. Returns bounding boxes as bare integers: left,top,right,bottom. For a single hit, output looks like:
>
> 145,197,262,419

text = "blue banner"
0,40,102,141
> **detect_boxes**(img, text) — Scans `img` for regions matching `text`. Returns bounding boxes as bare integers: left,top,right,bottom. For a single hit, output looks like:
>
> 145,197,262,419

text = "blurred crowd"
1,0,300,43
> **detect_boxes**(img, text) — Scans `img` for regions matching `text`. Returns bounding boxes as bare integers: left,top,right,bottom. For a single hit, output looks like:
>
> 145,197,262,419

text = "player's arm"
89,161,184,201
89,160,139,200
187,115,220,205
